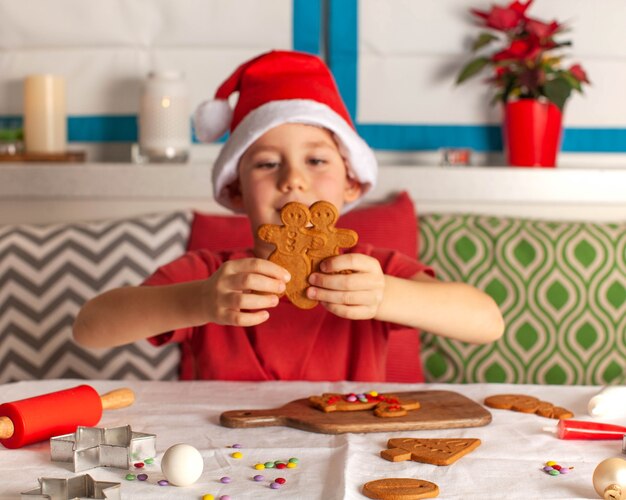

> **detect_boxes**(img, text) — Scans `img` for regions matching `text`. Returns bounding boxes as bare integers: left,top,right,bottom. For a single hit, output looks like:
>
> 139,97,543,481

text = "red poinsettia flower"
569,64,590,83
457,0,590,110
471,0,533,31
492,37,542,61
525,18,561,39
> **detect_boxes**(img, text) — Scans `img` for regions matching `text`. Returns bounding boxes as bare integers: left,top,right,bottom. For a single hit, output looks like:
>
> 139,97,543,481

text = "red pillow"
187,191,417,257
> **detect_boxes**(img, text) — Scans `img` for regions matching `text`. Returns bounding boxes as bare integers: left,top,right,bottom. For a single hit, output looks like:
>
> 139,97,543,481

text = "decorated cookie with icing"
309,392,420,418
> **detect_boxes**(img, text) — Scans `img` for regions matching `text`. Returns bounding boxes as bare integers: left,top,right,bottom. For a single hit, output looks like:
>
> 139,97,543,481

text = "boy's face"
231,123,362,256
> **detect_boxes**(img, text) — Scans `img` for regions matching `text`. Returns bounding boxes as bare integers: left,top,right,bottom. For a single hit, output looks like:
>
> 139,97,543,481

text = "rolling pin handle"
0,416,14,440
100,388,135,410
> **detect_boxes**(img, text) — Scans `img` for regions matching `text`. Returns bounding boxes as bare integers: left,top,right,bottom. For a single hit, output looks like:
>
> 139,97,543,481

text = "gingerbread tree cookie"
257,200,358,309
381,437,481,465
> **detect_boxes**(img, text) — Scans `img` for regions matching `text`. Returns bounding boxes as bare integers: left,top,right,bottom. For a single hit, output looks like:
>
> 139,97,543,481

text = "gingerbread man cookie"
381,438,481,465
308,392,420,418
257,201,358,309
308,200,358,273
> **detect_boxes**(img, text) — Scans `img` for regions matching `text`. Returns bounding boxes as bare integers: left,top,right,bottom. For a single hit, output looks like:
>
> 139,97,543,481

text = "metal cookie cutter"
50,425,156,473
21,474,120,500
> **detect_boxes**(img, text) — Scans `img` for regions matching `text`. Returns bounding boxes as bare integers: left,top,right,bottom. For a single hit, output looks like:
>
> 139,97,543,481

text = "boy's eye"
255,161,279,169
308,158,327,166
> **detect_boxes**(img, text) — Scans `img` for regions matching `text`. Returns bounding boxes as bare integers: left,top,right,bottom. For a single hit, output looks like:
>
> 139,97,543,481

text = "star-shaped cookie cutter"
50,425,156,473
21,474,120,500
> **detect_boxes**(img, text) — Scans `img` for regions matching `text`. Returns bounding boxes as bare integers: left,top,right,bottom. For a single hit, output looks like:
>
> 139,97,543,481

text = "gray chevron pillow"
0,211,191,383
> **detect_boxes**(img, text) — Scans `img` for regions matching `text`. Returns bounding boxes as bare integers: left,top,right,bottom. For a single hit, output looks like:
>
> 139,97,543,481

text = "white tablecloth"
0,380,624,499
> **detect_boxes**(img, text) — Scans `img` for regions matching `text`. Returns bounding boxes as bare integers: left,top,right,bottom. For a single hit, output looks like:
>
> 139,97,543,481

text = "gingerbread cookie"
308,201,358,273
257,201,357,309
484,394,574,419
381,438,481,465
362,478,439,499
309,392,420,418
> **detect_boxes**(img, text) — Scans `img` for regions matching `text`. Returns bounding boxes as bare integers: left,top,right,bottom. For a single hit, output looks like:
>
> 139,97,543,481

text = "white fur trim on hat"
211,99,378,212
193,98,233,143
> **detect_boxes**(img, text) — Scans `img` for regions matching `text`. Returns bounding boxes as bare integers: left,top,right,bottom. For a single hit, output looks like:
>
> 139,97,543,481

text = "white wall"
358,0,626,127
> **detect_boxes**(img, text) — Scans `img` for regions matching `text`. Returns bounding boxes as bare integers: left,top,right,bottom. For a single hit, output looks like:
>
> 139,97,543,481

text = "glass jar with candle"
138,71,190,163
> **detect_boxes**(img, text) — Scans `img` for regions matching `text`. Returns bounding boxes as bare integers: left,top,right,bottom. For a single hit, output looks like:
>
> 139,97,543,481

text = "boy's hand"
202,258,290,326
306,253,385,320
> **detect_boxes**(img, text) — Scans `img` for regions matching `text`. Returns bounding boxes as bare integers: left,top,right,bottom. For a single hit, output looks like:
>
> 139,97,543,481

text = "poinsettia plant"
456,0,590,110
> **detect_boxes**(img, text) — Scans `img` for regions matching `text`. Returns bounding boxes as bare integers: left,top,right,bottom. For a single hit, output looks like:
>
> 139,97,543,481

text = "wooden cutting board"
220,390,492,434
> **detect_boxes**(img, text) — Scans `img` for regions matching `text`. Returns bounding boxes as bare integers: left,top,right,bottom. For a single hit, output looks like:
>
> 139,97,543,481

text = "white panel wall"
0,0,292,116
358,0,626,127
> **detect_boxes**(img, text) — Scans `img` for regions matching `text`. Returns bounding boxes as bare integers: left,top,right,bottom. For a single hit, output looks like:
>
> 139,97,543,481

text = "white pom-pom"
193,99,233,142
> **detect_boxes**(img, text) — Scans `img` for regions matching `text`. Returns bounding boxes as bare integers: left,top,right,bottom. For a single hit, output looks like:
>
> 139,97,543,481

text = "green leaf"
561,71,582,92
544,77,573,110
472,32,499,51
456,57,490,85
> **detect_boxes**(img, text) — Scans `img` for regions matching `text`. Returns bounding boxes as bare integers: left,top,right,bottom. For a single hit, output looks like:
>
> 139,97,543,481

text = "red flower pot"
503,99,563,167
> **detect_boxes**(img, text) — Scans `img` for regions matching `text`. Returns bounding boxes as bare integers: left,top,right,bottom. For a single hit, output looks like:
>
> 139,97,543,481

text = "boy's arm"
73,281,210,348
73,258,291,349
375,272,505,344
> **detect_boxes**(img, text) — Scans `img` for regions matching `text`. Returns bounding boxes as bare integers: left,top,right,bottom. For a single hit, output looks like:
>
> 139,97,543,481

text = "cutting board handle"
220,409,285,428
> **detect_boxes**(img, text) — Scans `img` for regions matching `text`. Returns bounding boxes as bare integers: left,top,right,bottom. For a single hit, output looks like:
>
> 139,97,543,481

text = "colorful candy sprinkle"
253,475,265,482
232,443,242,448
134,462,144,468
264,461,275,468
137,473,148,481
220,476,232,484
202,495,215,500
254,463,266,470
231,451,243,459
288,458,299,464
270,482,281,489
275,477,286,484
158,480,169,486
125,473,136,481
543,461,573,476
287,462,297,469
276,463,287,469
144,458,154,464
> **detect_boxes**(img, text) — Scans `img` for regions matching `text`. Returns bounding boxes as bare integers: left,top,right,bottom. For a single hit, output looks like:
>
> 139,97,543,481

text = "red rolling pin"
0,384,135,449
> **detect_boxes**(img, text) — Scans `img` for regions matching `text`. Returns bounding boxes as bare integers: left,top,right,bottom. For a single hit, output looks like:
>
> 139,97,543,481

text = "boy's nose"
278,165,308,192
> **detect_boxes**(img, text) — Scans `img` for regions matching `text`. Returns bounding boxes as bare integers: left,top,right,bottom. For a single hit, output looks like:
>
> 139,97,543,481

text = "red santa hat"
193,50,378,211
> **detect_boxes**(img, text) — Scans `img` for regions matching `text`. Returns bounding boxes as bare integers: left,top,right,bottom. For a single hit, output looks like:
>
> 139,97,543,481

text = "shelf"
2,163,626,224
2,163,626,204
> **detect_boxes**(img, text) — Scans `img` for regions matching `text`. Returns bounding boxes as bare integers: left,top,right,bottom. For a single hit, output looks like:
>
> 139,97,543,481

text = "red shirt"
145,244,432,381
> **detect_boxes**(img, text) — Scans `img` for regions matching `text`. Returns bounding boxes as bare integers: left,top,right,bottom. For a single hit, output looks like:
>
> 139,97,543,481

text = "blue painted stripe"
328,0,358,118
293,0,321,55
358,124,626,153
357,124,502,152
0,115,138,142
68,115,137,142
3,115,626,152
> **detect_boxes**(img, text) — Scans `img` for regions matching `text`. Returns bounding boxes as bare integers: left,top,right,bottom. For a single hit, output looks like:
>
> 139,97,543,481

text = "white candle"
23,74,67,154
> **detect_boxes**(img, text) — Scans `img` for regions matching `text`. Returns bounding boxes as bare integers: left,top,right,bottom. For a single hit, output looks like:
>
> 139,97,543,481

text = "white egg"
160,443,204,486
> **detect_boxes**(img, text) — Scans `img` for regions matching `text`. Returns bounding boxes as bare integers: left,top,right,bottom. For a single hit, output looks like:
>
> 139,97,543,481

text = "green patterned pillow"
419,213,625,385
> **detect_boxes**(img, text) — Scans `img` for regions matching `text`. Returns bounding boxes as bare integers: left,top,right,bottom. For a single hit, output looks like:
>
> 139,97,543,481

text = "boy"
74,51,504,381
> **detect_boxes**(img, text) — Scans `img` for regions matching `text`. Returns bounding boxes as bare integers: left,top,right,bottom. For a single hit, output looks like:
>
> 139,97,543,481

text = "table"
1,380,624,499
